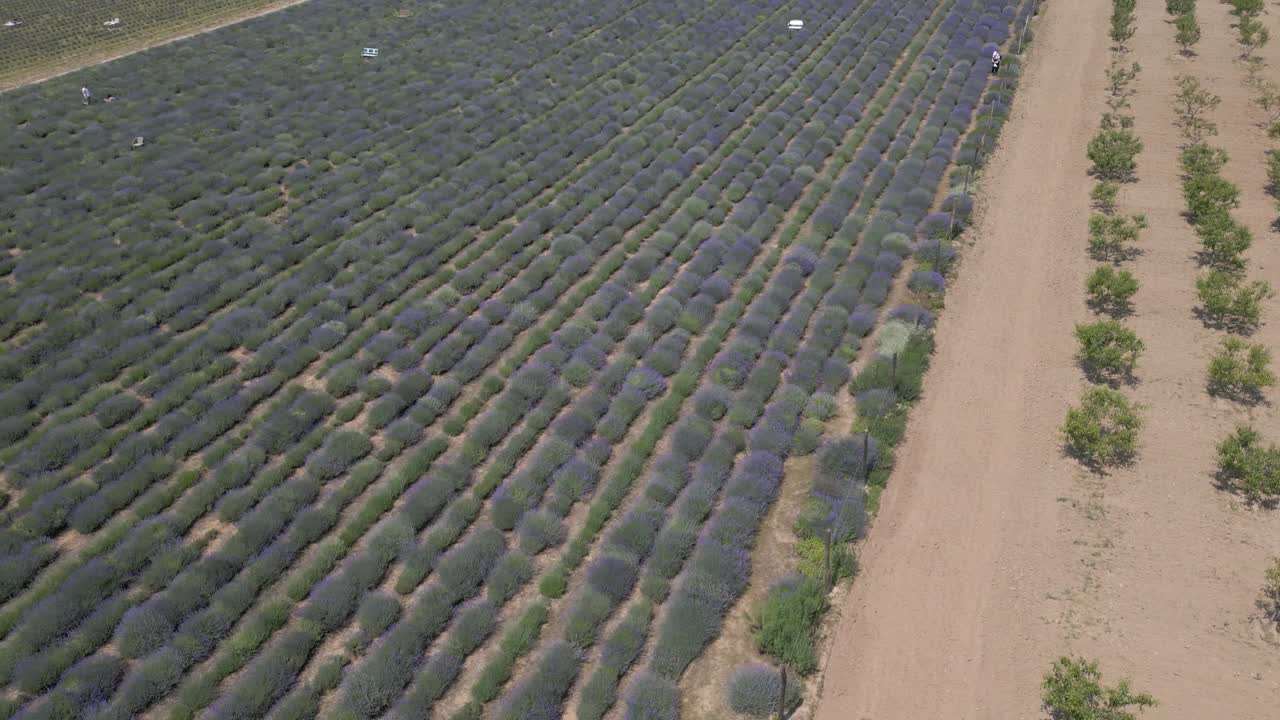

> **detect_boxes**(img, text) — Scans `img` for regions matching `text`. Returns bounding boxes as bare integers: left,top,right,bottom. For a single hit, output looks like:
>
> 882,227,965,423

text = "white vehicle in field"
788,19,803,30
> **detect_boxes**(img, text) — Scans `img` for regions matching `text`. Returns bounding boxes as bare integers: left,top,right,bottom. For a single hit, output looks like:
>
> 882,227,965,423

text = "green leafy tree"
1173,75,1220,143
1238,16,1270,61
1090,181,1120,215
1088,127,1143,181
1265,148,1280,217
1086,265,1140,316
1088,212,1147,262
1180,143,1228,177
1174,12,1201,55
1183,172,1239,222
1263,558,1280,622
1207,337,1276,401
1196,270,1273,331
1229,0,1264,19
1075,320,1144,382
1042,657,1155,720
1216,426,1280,502
1252,82,1280,133
1062,388,1143,467
1104,61,1142,111
1193,209,1251,270
1110,4,1137,50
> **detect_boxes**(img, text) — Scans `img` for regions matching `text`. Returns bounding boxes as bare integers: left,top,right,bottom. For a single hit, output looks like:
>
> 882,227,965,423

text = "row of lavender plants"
217,2,902,718
485,1,1037,719
0,0,819,712
452,2,948,718
0,0,870,712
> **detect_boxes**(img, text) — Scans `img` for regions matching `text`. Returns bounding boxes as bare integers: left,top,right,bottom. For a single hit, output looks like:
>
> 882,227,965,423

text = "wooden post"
777,665,788,720
890,352,898,391
862,431,871,481
823,527,833,589
948,201,957,239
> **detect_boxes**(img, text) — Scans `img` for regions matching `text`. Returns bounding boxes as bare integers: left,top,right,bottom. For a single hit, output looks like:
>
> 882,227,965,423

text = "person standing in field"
81,86,91,104
990,50,1001,75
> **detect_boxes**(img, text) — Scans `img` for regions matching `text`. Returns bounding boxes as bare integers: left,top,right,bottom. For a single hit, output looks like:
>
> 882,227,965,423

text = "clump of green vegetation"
1088,213,1146,262
1090,181,1121,215
1075,320,1143,383
1206,337,1275,402
1174,11,1201,55
1088,126,1143,181
1263,558,1280,623
1215,426,1280,502
1085,266,1139,316
1042,656,1156,720
751,575,827,676
1195,270,1273,332
1062,388,1143,468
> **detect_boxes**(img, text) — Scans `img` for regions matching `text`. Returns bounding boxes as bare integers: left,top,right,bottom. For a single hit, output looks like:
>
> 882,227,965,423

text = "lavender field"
0,0,1034,717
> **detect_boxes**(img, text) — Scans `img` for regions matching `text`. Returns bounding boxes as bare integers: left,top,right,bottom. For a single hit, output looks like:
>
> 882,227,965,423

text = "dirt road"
815,0,1280,717
814,0,1107,716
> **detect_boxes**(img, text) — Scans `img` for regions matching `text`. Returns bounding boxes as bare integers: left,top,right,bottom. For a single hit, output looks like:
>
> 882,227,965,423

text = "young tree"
1180,142,1229,177
1238,16,1270,61
1165,0,1194,13
1183,172,1240,223
1075,320,1144,383
1267,149,1280,213
1196,270,1274,331
1264,558,1280,622
1088,212,1147,262
1173,75,1221,143
1086,266,1140,316
1174,12,1201,55
1110,3,1137,51
1105,61,1142,111
1207,337,1276,401
1062,387,1143,467
1216,426,1280,502
1193,210,1251,270
1091,181,1121,215
1088,126,1143,181
1042,656,1156,720
1229,0,1264,19
1256,82,1280,135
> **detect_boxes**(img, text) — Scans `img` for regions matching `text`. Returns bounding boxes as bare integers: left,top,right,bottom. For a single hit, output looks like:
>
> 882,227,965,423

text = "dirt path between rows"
814,0,1280,717
813,0,1108,716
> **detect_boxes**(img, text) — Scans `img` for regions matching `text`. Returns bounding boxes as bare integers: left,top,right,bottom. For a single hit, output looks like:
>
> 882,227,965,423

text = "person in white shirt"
81,86,91,104
991,50,1001,75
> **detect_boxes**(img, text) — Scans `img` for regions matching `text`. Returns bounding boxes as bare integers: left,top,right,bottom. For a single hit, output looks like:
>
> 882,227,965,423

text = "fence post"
862,431,871,481
823,527,833,589
777,665,788,720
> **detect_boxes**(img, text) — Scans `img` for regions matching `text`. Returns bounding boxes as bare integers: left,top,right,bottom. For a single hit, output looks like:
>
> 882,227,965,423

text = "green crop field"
0,0,1038,717
0,0,297,90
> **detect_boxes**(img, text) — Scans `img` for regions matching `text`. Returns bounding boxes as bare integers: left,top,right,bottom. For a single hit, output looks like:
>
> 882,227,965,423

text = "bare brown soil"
813,0,1280,718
